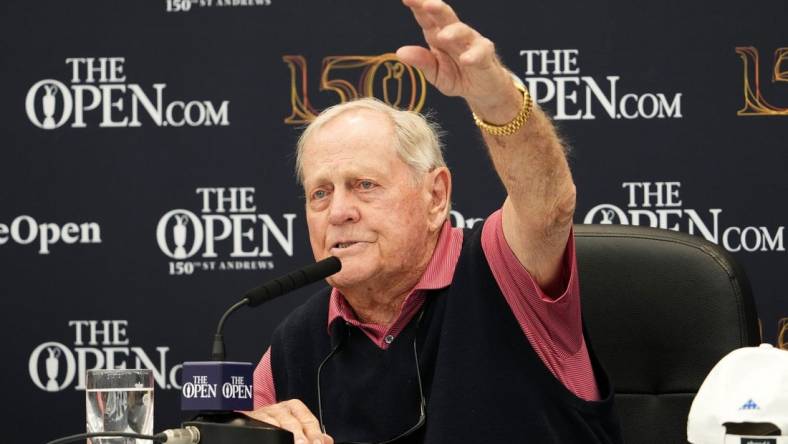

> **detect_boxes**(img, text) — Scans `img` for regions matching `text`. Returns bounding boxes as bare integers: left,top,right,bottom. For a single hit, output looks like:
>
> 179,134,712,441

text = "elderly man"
246,0,622,443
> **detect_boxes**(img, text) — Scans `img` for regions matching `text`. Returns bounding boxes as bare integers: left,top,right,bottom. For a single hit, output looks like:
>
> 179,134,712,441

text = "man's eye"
312,189,327,200
358,180,376,190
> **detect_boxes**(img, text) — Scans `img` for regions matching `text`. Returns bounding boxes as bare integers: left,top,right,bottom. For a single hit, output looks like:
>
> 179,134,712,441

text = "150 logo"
156,187,296,275
26,57,230,129
584,181,784,253
283,54,427,124
736,46,788,116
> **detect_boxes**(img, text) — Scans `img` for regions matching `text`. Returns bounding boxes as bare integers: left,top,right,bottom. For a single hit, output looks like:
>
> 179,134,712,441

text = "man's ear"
425,167,452,231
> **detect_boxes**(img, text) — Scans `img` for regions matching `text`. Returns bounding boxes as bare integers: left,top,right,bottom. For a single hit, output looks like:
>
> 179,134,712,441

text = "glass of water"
86,369,154,443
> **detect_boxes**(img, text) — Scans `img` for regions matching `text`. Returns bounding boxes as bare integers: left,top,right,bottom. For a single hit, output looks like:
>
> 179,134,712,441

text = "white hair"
295,98,446,185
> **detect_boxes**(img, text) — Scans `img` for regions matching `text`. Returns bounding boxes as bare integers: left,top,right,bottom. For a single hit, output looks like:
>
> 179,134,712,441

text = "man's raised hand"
396,0,514,110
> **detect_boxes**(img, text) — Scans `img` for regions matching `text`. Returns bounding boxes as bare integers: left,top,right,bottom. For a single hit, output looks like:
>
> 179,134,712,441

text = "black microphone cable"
45,431,166,444
45,426,200,444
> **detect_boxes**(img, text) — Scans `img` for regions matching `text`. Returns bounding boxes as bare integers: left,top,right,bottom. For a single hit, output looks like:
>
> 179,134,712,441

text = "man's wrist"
466,71,526,125
471,82,532,136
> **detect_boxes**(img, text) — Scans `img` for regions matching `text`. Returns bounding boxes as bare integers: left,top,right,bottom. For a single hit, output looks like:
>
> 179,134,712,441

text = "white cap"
688,344,788,444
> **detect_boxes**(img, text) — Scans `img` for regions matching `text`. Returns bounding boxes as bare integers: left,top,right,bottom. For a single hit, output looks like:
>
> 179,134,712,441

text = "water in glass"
86,369,154,444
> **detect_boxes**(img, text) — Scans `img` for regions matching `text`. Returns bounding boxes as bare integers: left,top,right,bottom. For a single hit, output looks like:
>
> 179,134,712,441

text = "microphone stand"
182,257,341,444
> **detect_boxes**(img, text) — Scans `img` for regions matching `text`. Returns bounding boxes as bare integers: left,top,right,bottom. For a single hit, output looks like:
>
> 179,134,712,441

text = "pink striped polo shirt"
252,209,600,407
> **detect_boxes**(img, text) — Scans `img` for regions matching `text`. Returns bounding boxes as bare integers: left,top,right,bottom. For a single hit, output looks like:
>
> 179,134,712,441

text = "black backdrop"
1,0,786,441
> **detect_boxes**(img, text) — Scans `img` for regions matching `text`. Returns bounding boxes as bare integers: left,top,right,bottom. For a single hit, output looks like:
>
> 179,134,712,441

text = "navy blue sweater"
271,227,623,443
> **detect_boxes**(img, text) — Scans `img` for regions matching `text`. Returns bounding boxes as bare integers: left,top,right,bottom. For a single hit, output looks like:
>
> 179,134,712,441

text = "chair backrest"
575,224,761,444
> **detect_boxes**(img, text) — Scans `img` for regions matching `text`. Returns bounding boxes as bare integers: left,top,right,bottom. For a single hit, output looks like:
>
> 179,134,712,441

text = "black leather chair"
576,224,761,444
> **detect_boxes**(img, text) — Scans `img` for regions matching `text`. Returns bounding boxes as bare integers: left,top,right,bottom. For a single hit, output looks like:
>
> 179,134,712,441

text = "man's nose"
327,189,360,225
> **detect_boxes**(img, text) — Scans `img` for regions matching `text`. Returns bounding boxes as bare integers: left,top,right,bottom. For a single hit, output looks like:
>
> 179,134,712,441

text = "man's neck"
343,288,413,326
338,230,441,327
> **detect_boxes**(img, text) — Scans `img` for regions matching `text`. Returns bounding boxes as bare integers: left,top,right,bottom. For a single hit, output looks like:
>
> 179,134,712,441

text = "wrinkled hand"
396,0,513,109
246,399,333,444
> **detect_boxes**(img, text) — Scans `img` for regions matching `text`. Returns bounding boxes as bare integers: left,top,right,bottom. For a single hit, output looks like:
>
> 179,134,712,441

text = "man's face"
300,110,437,292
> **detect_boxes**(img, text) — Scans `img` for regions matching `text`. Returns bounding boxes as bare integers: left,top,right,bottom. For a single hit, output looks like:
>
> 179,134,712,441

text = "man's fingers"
423,0,460,28
436,22,477,58
245,409,281,428
255,400,331,444
396,45,438,82
403,0,462,50
459,37,496,69
276,413,311,444
401,0,424,8
402,0,437,32
286,399,326,444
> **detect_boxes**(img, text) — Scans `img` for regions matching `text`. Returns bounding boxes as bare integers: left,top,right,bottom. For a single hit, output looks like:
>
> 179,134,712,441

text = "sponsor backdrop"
1,0,785,441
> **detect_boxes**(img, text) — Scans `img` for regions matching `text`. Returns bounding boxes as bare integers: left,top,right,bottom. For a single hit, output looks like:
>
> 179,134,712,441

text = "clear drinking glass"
86,369,154,443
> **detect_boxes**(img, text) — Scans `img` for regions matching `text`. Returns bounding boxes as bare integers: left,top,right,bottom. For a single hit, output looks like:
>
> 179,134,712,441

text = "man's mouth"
333,241,359,249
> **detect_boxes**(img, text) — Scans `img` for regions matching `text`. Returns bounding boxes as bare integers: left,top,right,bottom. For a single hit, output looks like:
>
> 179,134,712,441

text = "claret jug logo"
26,57,230,129
584,181,785,253
156,187,296,275
736,46,788,116
283,53,427,124
519,49,683,120
29,320,181,392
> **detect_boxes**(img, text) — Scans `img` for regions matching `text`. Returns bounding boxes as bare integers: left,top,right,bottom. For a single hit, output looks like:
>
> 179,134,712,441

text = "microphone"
244,256,342,307
212,256,342,361
179,257,342,444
